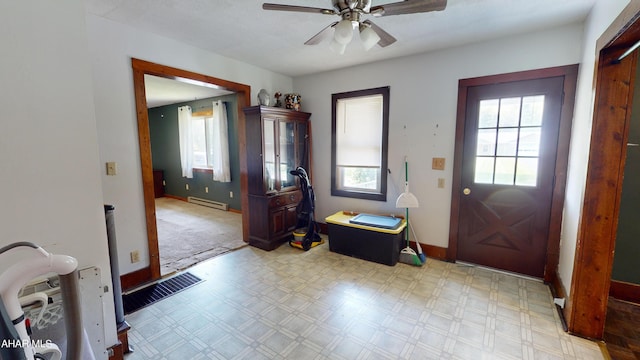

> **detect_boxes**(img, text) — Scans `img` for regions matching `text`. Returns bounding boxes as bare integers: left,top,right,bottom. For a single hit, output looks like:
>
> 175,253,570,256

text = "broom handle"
404,156,409,186
405,207,410,246
404,157,410,246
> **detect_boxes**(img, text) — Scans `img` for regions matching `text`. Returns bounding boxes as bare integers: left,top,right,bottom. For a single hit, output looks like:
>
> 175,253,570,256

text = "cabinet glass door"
264,118,276,192
296,121,309,173
280,120,296,189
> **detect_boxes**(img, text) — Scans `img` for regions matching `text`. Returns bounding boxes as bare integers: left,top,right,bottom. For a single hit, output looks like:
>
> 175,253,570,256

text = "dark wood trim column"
567,32,639,339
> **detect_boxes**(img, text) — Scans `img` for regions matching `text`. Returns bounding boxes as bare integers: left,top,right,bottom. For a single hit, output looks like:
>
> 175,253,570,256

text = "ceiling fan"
262,0,447,53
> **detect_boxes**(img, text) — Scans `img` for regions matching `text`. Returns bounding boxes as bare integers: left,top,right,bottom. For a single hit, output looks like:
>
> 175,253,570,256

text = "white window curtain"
178,105,194,178
208,100,231,182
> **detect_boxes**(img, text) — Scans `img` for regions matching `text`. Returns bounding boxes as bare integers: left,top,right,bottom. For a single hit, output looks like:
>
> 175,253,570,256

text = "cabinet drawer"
269,191,301,208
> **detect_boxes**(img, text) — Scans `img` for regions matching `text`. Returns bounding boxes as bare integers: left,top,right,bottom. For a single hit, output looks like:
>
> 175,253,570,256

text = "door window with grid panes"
474,95,544,186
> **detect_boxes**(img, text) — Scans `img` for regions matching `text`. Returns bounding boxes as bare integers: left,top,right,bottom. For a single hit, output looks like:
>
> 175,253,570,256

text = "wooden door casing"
128,58,251,290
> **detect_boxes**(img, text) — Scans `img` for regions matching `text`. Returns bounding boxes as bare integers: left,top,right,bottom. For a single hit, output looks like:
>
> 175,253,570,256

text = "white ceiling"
87,0,596,105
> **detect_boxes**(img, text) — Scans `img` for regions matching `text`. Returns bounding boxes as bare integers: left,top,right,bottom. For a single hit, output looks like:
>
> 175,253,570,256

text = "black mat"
123,272,202,314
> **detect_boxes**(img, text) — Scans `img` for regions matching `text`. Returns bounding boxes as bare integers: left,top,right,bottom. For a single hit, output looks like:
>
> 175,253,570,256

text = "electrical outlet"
432,157,445,170
229,191,234,198
130,250,140,263
438,178,445,188
205,186,209,193
185,184,189,190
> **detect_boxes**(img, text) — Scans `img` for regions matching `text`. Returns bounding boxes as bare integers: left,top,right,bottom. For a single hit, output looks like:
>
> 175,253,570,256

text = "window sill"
331,188,386,202
193,168,213,174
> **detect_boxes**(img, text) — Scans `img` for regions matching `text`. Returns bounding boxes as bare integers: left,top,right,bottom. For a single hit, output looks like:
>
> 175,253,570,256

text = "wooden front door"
456,76,564,277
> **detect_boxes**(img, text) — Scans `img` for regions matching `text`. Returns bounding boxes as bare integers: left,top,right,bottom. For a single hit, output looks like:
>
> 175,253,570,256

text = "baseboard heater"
187,196,229,211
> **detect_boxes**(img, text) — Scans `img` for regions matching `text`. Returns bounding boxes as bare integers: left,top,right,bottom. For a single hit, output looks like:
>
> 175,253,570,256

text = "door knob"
463,188,471,195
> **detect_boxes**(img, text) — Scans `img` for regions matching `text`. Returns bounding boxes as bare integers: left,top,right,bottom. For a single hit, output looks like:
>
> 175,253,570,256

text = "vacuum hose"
0,242,39,254
58,270,82,360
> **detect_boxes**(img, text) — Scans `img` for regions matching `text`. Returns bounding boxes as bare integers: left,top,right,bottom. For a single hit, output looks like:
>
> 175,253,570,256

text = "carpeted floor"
155,197,246,276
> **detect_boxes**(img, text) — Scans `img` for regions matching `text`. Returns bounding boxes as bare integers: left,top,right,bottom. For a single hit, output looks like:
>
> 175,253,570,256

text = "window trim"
331,86,390,201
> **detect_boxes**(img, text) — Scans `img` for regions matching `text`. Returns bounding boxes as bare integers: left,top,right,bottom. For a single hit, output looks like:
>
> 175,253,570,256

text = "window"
191,115,213,169
178,101,230,181
331,86,389,201
474,95,544,186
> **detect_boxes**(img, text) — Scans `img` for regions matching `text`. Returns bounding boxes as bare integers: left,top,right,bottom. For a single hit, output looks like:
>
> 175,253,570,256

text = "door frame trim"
567,0,640,339
447,65,579,284
124,58,251,290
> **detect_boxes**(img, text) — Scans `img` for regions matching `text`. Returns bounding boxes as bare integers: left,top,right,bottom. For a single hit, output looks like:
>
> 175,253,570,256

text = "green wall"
148,94,242,210
612,65,640,284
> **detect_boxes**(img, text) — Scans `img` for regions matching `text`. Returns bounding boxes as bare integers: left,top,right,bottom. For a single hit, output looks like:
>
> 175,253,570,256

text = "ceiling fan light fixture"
334,19,354,45
359,25,380,51
330,38,347,54
262,0,448,49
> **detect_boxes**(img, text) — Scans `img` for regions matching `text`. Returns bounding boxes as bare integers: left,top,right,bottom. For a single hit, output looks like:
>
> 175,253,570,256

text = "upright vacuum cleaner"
289,167,323,251
0,242,83,360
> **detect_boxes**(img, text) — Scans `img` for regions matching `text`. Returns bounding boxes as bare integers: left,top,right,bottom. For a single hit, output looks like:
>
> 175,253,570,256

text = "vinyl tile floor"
123,241,605,360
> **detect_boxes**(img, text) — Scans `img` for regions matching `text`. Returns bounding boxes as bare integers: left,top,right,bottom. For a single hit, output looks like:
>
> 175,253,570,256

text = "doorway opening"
144,78,245,276
125,59,251,290
567,1,640,340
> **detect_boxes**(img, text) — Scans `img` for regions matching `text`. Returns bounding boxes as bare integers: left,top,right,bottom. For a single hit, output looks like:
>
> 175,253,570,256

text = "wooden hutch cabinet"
243,106,311,250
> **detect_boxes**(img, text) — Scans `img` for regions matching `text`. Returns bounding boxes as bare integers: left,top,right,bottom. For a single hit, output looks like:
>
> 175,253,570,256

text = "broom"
397,157,422,266
410,220,427,263
399,209,422,266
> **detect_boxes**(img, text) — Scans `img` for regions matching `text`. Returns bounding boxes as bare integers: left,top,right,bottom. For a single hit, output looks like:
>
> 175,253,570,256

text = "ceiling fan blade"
305,22,339,45
370,0,447,17
262,3,337,15
362,20,396,47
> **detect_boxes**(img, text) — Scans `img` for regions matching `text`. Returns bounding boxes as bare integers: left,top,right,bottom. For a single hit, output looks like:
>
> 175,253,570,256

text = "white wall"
558,0,630,296
85,15,295,275
0,0,117,355
294,23,584,249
